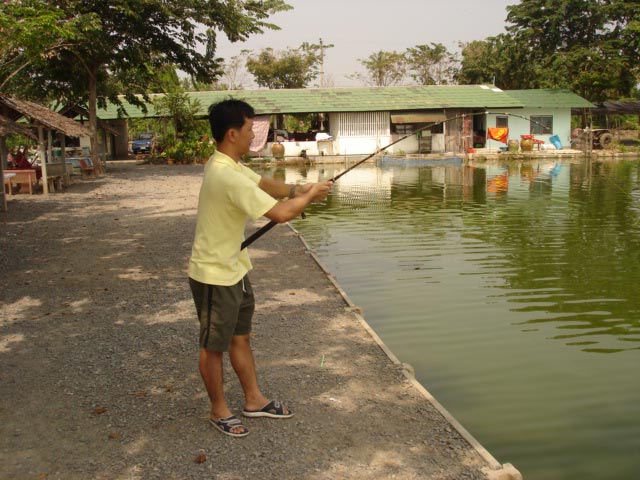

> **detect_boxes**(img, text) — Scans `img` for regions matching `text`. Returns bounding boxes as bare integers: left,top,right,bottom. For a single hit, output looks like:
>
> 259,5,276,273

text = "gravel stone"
1,161,498,479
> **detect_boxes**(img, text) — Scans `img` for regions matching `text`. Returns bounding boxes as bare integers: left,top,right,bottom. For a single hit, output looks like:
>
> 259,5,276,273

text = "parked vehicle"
131,132,156,154
591,129,614,149
571,128,614,149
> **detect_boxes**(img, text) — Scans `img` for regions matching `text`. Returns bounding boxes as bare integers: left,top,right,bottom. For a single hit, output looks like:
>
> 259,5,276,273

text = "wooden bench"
46,162,72,188
45,175,63,192
78,159,96,179
4,169,36,194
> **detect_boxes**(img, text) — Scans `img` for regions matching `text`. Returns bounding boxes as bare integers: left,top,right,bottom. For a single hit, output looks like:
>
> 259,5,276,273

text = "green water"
265,158,640,480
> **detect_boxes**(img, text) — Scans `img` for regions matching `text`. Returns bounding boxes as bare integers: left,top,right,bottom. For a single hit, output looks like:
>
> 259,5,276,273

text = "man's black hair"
208,99,255,143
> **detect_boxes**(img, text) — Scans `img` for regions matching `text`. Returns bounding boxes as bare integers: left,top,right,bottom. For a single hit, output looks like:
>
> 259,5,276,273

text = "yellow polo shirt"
188,151,277,286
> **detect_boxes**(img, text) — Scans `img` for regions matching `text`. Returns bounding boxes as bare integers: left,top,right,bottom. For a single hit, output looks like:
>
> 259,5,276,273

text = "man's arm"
258,176,300,199
263,181,332,223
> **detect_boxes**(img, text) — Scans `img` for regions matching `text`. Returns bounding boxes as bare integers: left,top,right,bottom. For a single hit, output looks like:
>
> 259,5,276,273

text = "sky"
214,0,515,88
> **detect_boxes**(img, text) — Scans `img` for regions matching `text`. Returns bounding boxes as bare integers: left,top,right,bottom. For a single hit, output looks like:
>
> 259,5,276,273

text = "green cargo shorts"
189,275,255,352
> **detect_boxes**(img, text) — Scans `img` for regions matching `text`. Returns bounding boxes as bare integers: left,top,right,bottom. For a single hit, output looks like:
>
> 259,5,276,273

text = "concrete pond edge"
287,222,523,480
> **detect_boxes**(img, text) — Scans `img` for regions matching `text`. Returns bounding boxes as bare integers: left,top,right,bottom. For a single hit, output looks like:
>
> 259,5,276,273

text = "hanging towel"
488,127,509,144
250,115,270,153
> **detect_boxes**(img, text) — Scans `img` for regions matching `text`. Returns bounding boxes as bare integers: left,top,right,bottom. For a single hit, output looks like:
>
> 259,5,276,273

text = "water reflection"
276,158,640,354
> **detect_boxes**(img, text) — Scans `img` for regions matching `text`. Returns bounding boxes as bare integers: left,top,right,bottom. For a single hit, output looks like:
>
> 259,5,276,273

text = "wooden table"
4,169,36,194
3,172,16,195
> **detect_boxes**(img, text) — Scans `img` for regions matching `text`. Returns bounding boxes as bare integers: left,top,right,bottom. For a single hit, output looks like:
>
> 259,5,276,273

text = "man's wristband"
289,184,296,198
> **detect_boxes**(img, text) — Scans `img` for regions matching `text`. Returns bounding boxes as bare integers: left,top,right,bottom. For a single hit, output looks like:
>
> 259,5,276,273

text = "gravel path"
1,161,512,479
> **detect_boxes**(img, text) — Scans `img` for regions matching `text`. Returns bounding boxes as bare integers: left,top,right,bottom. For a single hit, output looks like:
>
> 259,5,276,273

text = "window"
496,116,508,128
394,124,415,135
530,115,553,135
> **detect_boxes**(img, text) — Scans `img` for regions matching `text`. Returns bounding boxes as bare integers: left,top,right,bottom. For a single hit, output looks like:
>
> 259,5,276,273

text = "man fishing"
189,99,332,437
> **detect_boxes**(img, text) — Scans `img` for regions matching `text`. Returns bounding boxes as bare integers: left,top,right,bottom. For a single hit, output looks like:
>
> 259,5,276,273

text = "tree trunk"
88,67,103,174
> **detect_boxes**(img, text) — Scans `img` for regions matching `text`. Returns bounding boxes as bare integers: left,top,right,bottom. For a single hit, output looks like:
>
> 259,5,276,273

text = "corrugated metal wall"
335,112,389,137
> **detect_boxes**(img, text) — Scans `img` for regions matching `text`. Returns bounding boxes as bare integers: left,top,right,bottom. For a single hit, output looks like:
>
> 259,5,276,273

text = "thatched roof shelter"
0,94,90,138
1,94,91,208
0,115,37,139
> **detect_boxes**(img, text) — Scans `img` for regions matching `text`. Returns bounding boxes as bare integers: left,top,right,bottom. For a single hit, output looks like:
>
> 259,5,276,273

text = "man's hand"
299,181,333,203
264,181,333,224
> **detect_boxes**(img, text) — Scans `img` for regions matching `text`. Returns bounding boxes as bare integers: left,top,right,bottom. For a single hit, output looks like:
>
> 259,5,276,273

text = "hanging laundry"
488,127,509,144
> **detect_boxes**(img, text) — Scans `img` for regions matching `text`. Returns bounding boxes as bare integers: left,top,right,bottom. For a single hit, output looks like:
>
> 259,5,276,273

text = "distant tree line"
1,0,638,160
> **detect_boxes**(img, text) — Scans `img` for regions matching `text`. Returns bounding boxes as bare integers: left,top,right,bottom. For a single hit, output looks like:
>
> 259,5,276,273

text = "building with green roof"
484,89,594,150
100,86,592,158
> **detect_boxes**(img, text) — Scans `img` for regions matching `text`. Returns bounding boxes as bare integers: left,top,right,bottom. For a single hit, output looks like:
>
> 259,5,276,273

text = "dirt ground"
1,161,514,479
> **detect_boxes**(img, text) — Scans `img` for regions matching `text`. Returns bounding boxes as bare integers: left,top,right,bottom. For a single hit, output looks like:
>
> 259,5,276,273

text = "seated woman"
13,149,42,180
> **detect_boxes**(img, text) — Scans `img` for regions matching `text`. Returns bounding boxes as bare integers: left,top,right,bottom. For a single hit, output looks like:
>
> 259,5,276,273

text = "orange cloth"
488,127,509,144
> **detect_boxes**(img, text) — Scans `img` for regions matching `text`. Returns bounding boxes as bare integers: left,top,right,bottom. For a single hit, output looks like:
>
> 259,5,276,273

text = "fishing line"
241,111,488,250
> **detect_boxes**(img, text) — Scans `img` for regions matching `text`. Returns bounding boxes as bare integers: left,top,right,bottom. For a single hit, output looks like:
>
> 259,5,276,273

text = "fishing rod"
241,110,487,250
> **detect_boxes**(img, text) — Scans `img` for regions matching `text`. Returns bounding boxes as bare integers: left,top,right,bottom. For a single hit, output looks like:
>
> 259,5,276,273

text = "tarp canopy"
390,113,447,124
586,101,640,115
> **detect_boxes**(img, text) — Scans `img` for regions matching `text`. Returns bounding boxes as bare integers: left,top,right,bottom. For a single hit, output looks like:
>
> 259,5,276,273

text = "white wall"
389,134,419,154
334,136,392,155
329,112,391,155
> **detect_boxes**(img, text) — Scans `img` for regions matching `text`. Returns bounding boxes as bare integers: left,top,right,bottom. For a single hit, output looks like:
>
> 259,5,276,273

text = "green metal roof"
97,85,525,119
505,89,594,109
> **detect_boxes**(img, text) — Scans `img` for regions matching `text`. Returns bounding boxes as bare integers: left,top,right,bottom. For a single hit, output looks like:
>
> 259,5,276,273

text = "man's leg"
199,348,246,435
229,334,291,415
228,334,269,412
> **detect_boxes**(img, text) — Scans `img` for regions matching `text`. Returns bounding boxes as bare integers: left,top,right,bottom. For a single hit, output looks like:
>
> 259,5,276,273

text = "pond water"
260,157,640,480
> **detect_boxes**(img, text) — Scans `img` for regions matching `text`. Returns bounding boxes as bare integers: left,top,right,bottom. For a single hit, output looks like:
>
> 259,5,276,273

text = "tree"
182,51,251,92
406,43,458,85
350,50,406,87
246,43,321,89
154,90,203,141
457,40,497,86
221,51,252,90
456,35,534,89
148,65,183,94
502,0,640,101
0,0,291,169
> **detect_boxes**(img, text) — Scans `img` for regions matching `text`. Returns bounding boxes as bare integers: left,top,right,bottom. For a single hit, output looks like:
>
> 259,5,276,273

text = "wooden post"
0,135,7,212
47,129,53,163
39,126,49,195
58,132,69,186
